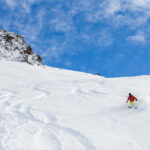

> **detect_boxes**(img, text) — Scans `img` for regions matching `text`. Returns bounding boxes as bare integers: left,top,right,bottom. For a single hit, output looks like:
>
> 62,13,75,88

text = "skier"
126,93,138,108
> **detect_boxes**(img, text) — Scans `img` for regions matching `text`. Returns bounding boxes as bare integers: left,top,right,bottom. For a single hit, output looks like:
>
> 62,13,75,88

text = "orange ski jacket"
126,95,137,102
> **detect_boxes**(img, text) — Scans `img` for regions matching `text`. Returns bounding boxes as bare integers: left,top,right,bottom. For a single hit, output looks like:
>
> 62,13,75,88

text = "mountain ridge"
0,29,42,65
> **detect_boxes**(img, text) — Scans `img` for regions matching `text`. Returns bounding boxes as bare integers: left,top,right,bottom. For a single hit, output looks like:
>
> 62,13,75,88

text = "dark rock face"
0,29,42,65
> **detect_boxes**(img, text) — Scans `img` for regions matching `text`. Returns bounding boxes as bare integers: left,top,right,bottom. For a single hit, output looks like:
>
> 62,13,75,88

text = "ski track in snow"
0,84,146,150
0,86,138,150
0,83,97,150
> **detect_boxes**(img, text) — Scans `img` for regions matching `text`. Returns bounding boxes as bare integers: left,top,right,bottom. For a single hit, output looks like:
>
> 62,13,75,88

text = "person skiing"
126,93,138,108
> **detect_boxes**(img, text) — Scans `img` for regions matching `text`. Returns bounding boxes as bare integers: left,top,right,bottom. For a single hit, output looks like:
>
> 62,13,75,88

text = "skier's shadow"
100,104,145,117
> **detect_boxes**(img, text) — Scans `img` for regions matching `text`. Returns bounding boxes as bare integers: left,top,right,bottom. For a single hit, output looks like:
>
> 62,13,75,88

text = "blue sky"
0,0,150,77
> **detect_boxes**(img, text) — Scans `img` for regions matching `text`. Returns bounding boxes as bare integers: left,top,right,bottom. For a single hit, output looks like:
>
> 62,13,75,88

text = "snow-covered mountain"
0,60,150,150
0,29,42,65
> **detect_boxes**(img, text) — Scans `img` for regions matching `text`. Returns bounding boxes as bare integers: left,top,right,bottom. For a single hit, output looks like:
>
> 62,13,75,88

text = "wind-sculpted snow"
0,61,150,150
0,87,96,150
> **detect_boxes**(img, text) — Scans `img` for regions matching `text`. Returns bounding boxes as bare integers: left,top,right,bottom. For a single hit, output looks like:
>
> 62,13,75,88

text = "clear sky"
0,0,150,77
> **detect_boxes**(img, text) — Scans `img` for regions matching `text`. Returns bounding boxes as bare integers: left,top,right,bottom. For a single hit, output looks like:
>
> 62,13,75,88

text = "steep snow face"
0,29,42,65
0,61,150,150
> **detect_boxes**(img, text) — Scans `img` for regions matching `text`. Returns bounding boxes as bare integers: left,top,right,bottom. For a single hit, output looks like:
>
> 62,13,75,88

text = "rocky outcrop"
0,29,42,65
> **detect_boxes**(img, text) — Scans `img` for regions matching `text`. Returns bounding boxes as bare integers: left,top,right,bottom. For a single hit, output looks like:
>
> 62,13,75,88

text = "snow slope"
0,61,150,150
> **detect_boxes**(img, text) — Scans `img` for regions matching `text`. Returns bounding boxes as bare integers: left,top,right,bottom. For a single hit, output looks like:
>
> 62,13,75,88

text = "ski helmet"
129,93,131,96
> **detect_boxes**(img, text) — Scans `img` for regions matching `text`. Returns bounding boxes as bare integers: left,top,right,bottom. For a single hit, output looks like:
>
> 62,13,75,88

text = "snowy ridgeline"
0,61,150,150
0,29,42,65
